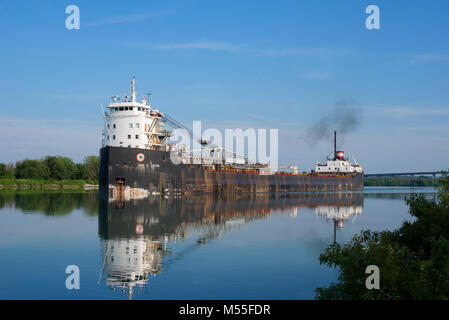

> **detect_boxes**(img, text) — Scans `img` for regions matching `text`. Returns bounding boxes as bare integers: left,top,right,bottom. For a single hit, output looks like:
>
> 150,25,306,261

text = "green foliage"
76,163,88,180
43,156,78,180
84,155,100,181
3,163,16,178
0,155,100,184
15,159,50,180
0,178,87,188
438,172,449,208
316,171,449,300
364,176,439,187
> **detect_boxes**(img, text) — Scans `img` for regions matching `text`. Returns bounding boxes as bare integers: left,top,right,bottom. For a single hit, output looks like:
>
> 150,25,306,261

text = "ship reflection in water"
98,192,363,299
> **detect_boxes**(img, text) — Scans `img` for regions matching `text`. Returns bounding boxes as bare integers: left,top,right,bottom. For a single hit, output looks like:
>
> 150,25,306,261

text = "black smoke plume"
305,99,362,148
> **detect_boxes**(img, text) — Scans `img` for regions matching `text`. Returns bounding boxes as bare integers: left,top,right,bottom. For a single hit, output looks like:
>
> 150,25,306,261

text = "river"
0,187,437,299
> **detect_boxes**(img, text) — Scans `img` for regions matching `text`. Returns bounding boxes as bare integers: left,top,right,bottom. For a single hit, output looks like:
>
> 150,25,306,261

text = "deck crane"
277,165,299,174
162,114,256,166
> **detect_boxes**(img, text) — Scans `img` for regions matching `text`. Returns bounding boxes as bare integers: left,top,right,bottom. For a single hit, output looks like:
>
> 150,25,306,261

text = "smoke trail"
305,99,362,148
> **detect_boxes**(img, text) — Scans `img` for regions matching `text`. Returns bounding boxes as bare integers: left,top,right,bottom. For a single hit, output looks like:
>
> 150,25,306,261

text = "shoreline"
0,183,98,190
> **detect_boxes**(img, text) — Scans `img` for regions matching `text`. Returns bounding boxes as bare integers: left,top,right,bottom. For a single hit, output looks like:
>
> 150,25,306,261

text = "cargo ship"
99,78,363,199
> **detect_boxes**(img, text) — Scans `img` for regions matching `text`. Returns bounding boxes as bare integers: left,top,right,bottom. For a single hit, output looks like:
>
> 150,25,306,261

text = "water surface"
0,187,437,299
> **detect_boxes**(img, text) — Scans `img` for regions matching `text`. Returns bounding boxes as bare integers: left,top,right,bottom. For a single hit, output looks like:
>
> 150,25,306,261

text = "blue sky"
0,0,448,172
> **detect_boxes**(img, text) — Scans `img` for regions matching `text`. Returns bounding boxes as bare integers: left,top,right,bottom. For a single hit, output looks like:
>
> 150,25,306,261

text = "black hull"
99,146,364,199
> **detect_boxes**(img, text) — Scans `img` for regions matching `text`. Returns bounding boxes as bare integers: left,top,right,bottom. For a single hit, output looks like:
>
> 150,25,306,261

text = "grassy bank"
0,178,98,189
2,177,439,189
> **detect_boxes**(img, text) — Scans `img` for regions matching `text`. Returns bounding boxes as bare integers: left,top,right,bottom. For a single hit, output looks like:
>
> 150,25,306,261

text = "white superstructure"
101,78,170,150
314,131,363,174
315,205,363,222
101,237,163,299
315,152,363,174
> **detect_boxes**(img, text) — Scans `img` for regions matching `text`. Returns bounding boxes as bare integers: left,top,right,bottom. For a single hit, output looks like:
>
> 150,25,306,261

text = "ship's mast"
131,77,136,102
334,130,337,160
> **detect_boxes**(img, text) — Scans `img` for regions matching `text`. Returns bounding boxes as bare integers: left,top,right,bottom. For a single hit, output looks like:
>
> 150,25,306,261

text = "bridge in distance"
364,171,444,178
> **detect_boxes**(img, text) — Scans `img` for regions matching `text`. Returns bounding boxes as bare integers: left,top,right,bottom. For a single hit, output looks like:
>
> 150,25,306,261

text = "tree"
3,163,16,178
84,156,100,181
316,171,449,300
75,163,87,180
0,163,5,177
15,160,51,180
43,156,78,180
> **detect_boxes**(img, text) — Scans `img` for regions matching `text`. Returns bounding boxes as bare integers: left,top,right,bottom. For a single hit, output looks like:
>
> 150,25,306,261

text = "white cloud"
367,106,449,116
85,11,172,27
128,41,353,58
253,47,351,58
46,94,105,101
410,53,449,64
156,42,243,52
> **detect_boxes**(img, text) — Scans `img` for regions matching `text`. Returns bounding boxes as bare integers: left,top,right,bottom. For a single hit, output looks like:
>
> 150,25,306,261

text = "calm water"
0,187,437,300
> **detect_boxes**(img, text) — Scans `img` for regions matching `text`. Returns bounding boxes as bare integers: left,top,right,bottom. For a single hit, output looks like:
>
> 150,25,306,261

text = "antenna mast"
131,77,136,102
334,130,337,160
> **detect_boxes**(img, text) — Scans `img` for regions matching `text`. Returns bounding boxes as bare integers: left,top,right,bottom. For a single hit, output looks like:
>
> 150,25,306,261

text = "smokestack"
334,130,337,160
